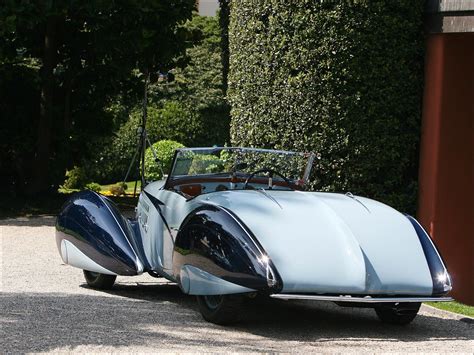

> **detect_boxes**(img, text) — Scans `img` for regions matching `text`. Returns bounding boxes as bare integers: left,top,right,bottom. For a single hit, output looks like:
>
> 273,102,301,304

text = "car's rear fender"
173,204,282,295
55,190,144,276
406,215,452,296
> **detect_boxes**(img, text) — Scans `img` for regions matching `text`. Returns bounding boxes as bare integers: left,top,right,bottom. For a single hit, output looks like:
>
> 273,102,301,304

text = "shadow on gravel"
2,284,473,353
0,215,57,227
0,195,135,223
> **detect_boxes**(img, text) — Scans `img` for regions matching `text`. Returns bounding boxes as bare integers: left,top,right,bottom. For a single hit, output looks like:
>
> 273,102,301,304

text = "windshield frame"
163,146,315,192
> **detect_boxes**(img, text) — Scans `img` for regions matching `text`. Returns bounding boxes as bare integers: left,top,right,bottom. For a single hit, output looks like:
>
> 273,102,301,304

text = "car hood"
196,190,433,295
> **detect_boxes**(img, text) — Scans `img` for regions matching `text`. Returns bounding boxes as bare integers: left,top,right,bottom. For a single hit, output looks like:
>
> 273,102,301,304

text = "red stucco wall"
419,33,474,305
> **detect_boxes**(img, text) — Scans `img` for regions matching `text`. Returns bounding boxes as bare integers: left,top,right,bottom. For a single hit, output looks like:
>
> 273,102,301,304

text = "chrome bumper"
270,294,453,303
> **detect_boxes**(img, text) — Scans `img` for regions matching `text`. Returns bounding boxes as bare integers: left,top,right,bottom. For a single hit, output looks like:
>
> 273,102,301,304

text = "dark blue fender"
173,205,283,293
56,190,144,275
406,215,452,296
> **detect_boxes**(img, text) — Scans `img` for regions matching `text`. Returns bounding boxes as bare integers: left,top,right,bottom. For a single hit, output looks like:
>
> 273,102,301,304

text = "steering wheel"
243,168,293,190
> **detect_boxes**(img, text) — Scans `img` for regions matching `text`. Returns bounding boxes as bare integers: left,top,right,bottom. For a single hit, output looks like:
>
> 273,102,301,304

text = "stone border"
422,304,474,324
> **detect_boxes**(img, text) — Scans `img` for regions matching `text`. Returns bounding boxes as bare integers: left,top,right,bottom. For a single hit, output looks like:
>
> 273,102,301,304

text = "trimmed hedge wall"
228,0,424,213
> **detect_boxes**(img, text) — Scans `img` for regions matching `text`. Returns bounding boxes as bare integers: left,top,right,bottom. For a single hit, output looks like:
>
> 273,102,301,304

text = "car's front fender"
56,190,144,276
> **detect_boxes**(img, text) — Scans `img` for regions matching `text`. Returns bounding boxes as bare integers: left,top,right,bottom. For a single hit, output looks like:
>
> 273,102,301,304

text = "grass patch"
426,301,474,317
58,180,142,196
100,180,142,195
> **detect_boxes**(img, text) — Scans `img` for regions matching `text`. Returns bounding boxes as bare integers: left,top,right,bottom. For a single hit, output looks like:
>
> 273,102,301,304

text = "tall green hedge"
228,0,424,213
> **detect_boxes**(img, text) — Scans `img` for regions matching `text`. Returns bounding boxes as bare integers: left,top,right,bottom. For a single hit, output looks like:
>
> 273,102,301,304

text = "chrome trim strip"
303,152,316,182
270,294,453,303
177,146,309,156
345,192,371,213
256,188,283,209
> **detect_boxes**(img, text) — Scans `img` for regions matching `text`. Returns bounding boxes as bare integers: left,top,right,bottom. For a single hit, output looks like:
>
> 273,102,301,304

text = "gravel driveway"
1,216,473,353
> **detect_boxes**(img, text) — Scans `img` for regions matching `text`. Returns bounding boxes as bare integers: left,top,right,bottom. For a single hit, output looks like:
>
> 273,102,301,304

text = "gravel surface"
1,216,473,353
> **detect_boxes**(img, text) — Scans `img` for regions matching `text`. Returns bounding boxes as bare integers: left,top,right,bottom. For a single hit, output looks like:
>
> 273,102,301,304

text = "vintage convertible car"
56,147,452,325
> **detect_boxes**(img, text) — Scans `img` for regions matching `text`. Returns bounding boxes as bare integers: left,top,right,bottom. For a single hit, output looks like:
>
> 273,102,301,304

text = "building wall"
419,33,474,305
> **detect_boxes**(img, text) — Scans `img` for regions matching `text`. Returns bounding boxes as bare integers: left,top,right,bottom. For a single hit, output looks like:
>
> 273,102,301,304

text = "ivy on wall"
228,0,425,213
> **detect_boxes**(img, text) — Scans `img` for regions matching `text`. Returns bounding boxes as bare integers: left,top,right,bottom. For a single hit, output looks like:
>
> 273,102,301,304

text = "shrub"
188,154,224,175
228,0,424,213
85,182,101,193
63,166,87,190
110,182,127,196
88,101,212,184
144,140,185,181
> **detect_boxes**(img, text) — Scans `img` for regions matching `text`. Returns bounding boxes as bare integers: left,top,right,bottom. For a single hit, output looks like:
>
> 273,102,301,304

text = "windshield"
166,147,315,195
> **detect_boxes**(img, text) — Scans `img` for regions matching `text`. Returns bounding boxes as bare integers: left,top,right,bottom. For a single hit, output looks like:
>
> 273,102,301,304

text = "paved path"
1,216,473,353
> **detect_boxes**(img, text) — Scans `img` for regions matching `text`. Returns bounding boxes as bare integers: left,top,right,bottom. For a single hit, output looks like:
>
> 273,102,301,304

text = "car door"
156,189,190,272
136,190,165,271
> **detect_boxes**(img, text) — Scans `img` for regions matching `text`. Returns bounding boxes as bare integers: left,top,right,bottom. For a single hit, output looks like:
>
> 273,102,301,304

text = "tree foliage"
144,140,185,181
86,102,197,183
151,14,231,146
218,0,230,94
228,0,424,213
0,0,194,195
86,14,230,184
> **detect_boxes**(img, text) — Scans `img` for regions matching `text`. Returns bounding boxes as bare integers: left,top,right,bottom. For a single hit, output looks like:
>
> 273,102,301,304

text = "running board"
270,294,453,303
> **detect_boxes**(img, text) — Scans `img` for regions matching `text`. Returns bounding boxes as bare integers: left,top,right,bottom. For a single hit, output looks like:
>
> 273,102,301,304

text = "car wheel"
374,302,421,325
196,294,243,325
83,270,116,290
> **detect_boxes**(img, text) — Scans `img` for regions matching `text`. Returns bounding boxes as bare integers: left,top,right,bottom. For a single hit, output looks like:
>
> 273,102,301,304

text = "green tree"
218,0,230,94
150,14,230,146
87,13,231,184
0,0,194,195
